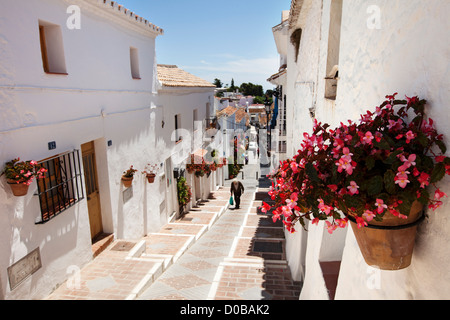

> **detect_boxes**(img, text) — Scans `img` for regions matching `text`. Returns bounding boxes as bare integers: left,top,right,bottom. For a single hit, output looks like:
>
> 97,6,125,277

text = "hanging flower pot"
122,165,137,188
2,158,47,197
121,176,133,188
146,173,156,183
261,93,450,271
348,201,425,270
7,179,30,197
142,163,158,184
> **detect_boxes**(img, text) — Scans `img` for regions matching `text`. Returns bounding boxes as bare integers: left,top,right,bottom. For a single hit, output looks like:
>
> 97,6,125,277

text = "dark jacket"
230,181,244,196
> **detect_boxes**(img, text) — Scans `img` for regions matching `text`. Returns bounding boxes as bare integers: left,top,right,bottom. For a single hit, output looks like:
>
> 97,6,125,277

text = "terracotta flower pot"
349,201,424,270
146,173,156,183
7,180,30,197
121,176,133,188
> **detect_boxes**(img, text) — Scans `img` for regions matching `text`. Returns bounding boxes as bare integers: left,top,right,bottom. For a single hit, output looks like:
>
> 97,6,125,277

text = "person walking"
230,179,245,209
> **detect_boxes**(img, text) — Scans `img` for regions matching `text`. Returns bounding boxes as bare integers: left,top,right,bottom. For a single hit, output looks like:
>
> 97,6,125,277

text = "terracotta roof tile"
157,65,215,88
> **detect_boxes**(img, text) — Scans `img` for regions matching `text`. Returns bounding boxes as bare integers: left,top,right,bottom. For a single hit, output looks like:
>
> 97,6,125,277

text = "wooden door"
81,142,103,241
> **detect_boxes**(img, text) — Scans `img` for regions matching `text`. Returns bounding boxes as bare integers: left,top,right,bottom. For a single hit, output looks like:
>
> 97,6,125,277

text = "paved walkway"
45,164,301,300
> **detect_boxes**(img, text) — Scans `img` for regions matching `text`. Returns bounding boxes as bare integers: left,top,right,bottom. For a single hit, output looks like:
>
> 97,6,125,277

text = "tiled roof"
97,0,164,35
217,106,237,118
157,65,215,88
235,108,250,126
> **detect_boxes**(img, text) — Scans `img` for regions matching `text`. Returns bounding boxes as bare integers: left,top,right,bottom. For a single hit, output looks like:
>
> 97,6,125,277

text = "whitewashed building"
268,11,289,163
0,0,169,300
277,0,450,299
156,64,222,211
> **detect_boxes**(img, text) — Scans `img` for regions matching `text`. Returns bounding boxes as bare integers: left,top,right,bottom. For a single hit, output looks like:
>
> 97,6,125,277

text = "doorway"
81,141,103,241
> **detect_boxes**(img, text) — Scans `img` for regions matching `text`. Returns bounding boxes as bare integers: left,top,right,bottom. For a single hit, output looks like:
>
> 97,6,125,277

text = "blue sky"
118,0,291,91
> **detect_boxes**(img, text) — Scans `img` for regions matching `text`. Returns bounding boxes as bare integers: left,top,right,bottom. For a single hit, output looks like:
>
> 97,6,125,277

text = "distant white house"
0,0,169,300
156,64,222,210
268,10,289,162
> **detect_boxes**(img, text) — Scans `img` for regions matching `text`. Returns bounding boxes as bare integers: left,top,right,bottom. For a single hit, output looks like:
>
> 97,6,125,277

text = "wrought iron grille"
35,150,84,224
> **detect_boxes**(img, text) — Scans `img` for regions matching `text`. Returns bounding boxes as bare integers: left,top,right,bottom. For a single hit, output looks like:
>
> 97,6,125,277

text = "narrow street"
137,163,301,300
46,161,301,300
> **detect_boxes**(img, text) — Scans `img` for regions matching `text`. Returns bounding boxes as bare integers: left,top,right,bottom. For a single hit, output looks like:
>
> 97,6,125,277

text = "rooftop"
157,65,215,88
95,0,164,35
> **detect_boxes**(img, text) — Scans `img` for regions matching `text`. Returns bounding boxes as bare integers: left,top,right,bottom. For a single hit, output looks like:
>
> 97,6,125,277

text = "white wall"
0,0,161,299
157,87,217,205
286,0,450,300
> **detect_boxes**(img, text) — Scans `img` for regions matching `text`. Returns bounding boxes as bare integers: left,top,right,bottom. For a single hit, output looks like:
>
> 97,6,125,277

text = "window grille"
35,150,84,224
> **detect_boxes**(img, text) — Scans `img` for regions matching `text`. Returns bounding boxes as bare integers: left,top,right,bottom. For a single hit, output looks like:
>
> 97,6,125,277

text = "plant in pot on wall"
262,93,450,270
142,163,158,183
177,176,192,215
122,165,137,188
1,158,47,196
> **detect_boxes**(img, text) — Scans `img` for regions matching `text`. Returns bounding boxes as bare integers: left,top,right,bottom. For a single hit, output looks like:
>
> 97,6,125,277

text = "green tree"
213,78,223,88
239,82,264,97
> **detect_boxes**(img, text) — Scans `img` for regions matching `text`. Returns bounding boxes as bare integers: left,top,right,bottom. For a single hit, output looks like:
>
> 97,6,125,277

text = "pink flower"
260,202,271,213
418,172,430,188
399,154,416,168
347,181,360,195
363,210,376,222
327,184,338,192
336,156,355,175
290,161,299,173
434,189,448,200
336,218,348,228
342,147,353,157
395,175,410,188
406,95,418,105
388,119,403,131
405,131,416,143
375,199,387,214
429,201,443,211
356,217,368,229
318,199,333,215
362,131,374,145
325,221,338,234
272,209,282,223
312,217,320,225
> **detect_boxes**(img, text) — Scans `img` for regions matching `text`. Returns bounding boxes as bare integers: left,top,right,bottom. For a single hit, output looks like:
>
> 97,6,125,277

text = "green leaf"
436,140,447,154
305,163,320,183
366,156,376,171
384,170,396,195
418,189,430,206
398,197,413,216
384,150,402,165
417,132,428,148
367,175,383,196
374,139,390,150
430,163,445,183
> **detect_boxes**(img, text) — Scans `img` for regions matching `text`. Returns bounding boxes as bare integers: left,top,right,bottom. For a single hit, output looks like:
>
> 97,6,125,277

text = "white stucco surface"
282,0,450,300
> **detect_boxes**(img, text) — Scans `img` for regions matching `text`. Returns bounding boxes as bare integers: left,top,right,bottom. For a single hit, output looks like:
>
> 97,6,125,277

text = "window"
130,47,141,79
324,0,343,100
175,114,182,142
36,150,84,224
290,28,302,63
38,20,67,74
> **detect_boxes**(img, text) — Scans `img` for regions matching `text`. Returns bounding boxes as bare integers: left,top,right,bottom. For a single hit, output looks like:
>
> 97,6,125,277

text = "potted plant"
1,158,47,196
177,176,192,215
186,154,217,178
122,165,137,188
262,93,450,270
142,163,158,183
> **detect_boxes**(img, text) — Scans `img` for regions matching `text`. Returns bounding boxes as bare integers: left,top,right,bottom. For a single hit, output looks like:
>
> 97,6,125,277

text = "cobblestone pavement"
45,163,302,300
